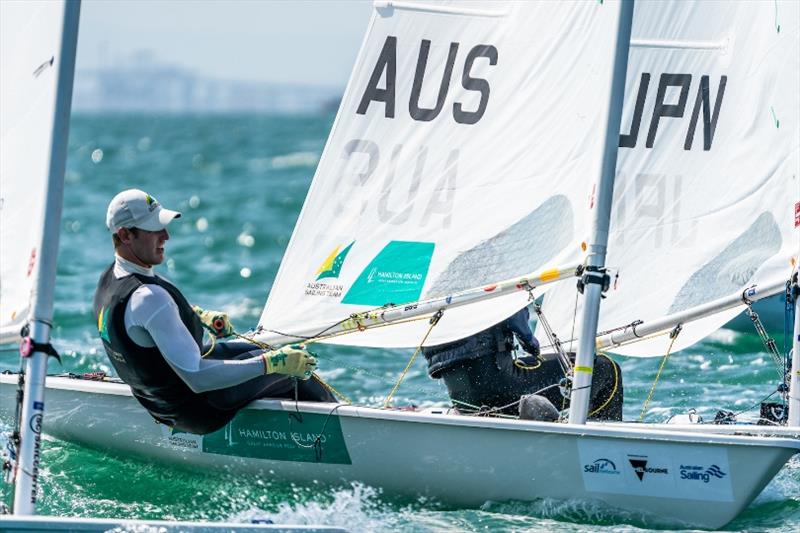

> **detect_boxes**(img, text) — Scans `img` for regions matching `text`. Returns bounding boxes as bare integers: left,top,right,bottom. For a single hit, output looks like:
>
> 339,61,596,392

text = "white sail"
0,1,75,343
538,0,800,356
259,0,629,348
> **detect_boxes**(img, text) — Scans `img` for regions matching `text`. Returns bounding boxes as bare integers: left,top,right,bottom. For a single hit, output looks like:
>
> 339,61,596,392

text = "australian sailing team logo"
97,306,110,342
316,242,354,280
305,241,355,298
145,193,159,211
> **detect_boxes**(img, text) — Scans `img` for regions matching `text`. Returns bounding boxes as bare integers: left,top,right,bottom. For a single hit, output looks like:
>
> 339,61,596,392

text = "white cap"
106,189,181,232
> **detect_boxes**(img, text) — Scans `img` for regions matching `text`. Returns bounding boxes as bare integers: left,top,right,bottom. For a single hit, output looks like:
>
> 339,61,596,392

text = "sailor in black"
422,307,623,420
94,189,334,435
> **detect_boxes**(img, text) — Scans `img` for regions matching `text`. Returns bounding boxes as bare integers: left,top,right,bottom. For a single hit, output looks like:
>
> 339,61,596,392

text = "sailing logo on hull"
679,464,727,483
583,458,621,475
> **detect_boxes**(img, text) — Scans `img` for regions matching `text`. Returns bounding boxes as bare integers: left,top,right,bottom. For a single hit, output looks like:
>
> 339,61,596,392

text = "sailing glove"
262,345,316,380
192,305,234,338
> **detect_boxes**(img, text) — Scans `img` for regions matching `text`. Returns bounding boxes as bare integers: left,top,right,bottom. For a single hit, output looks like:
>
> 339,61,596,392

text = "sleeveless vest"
93,263,231,434
422,321,514,378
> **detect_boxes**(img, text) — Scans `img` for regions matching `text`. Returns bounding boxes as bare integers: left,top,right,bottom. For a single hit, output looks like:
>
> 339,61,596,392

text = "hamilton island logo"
680,464,727,483
628,455,669,481
584,458,620,475
341,240,435,306
316,241,354,280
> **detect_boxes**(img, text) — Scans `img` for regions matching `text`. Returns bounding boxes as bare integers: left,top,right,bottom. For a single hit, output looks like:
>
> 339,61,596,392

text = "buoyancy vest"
93,263,232,434
422,321,514,379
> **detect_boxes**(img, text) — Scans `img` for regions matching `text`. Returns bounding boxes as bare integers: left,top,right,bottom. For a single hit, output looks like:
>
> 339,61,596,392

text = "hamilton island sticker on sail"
342,241,434,306
305,241,354,298
202,408,352,464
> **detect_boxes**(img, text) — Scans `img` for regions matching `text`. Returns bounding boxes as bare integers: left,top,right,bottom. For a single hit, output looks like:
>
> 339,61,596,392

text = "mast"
791,269,799,426
568,0,634,425
12,0,80,515
791,190,800,426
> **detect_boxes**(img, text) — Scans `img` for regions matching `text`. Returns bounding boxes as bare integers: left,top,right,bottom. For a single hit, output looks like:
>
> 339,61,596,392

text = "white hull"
1,375,798,529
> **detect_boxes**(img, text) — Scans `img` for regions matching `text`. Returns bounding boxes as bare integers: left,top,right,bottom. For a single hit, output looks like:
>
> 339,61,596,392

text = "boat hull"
1,375,798,529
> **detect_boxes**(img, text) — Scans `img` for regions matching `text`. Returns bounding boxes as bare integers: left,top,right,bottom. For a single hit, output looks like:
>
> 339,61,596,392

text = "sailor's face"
128,228,169,266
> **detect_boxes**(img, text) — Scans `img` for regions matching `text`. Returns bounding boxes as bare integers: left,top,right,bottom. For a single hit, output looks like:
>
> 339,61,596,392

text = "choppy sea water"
1,114,797,531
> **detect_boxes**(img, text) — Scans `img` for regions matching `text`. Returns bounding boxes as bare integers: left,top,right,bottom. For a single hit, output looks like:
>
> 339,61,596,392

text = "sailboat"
0,1,342,531
1,0,798,529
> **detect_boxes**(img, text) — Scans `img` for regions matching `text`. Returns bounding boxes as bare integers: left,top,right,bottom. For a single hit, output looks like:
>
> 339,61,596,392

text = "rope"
313,373,353,405
532,303,571,375
588,352,620,417
639,324,682,421
201,332,216,358
382,310,443,409
514,358,542,371
746,303,785,382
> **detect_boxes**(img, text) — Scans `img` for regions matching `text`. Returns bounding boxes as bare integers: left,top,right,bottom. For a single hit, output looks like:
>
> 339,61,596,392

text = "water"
1,113,797,531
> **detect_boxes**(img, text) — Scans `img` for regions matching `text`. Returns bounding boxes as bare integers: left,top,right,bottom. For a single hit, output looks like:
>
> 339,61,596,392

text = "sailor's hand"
262,345,316,380
192,305,234,338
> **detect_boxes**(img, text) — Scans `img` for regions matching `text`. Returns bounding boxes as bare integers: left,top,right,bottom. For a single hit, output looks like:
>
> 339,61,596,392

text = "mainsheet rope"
639,324,682,421
382,309,444,408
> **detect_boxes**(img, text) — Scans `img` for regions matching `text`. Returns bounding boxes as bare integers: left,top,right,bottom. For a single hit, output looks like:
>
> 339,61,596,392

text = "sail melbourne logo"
628,455,669,481
583,458,621,475
680,464,727,483
305,241,355,298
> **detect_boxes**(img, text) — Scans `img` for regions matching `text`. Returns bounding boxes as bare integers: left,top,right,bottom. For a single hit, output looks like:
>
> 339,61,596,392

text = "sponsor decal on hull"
164,409,352,465
578,440,733,502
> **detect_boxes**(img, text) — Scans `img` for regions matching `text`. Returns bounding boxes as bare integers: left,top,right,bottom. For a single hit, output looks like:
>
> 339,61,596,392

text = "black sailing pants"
438,351,623,420
202,340,336,412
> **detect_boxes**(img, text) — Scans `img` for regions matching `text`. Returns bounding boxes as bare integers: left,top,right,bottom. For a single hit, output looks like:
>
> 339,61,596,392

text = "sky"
76,0,374,86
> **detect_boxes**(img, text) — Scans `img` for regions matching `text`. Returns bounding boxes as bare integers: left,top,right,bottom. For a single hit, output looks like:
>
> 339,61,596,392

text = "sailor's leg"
508,352,623,420
438,354,513,410
509,352,569,412
206,373,335,411
587,353,623,421
438,352,565,414
203,342,336,408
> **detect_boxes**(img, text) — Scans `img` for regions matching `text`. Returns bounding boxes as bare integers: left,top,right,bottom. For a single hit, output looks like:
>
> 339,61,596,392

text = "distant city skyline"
73,49,343,112
76,0,373,87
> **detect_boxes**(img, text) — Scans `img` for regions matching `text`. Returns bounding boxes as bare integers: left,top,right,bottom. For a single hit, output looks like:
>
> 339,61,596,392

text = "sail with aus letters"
258,0,622,348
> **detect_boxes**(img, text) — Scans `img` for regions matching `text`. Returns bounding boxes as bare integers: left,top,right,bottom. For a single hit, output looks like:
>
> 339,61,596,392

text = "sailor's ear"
116,227,134,244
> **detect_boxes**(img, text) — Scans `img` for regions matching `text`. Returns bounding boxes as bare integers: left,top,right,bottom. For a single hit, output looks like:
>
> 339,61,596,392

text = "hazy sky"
77,0,374,86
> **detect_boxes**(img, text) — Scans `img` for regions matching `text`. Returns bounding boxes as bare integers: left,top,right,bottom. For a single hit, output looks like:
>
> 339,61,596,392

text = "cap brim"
134,207,182,231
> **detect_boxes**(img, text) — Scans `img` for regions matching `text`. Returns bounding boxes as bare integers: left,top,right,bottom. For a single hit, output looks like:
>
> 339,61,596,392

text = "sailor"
93,189,335,435
422,307,623,420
